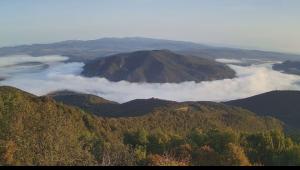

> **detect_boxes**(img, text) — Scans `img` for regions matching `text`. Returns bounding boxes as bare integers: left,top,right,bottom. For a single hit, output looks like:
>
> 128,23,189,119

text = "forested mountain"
81,50,236,83
2,86,300,166
225,91,300,131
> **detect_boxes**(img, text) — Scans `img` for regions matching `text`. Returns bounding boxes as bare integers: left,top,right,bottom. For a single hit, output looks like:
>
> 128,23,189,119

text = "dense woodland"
1,86,300,166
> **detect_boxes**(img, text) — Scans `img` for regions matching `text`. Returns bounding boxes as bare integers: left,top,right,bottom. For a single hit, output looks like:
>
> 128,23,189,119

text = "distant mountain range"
0,37,300,62
225,91,300,130
81,50,236,83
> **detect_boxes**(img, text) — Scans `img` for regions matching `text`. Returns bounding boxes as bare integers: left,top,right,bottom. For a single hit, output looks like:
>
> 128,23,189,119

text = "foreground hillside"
225,91,300,130
82,50,236,83
2,86,300,166
0,86,100,165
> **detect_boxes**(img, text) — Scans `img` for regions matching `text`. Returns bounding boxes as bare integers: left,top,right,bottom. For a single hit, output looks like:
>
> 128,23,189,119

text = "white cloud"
1,55,300,103
0,55,69,78
0,55,68,67
215,58,243,64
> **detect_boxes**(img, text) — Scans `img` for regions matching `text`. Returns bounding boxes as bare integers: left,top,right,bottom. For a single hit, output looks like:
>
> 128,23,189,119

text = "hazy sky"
1,0,300,54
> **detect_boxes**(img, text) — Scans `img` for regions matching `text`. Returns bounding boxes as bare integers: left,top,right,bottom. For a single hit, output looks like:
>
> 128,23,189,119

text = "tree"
147,130,170,154
146,153,189,166
123,129,149,147
191,145,222,166
241,130,294,165
189,128,238,153
226,143,251,166
281,146,300,166
133,145,147,165
1,140,17,165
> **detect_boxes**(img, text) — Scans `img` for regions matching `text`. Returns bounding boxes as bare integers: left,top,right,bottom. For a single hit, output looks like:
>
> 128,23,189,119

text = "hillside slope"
225,91,300,130
0,86,102,165
95,101,283,135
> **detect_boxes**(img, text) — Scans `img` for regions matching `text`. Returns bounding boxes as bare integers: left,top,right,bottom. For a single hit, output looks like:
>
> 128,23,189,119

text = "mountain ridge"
47,90,176,117
225,90,300,130
1,37,300,62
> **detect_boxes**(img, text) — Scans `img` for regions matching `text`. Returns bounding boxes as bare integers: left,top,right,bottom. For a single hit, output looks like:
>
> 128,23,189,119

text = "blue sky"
1,0,300,54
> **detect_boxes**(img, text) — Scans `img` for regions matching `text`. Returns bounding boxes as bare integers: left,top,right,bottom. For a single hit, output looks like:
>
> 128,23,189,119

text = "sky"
1,0,300,54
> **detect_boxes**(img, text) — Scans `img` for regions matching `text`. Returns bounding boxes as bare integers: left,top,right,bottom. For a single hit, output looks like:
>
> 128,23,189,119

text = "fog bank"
1,55,300,103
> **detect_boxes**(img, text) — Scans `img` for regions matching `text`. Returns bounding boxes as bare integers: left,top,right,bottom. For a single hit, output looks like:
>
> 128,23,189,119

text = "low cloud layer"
0,55,68,67
215,58,243,64
0,55,69,78
1,55,300,103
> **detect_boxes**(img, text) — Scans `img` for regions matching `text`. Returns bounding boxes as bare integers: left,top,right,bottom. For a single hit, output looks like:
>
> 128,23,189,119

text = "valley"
0,38,300,166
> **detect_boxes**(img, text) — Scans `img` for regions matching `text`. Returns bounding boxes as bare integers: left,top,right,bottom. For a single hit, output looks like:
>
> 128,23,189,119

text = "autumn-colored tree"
2,140,17,165
175,144,192,160
226,143,251,166
192,145,222,166
146,153,189,166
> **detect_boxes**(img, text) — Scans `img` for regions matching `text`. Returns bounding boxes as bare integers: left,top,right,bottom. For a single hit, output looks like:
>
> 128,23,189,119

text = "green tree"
123,129,149,147
147,130,170,154
189,128,238,153
242,130,294,165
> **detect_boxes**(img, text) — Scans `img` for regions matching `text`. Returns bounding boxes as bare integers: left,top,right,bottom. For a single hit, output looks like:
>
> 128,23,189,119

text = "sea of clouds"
1,55,300,103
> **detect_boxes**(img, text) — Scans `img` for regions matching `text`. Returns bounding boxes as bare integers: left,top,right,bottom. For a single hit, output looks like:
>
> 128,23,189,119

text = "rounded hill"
81,50,236,83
